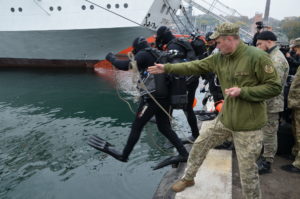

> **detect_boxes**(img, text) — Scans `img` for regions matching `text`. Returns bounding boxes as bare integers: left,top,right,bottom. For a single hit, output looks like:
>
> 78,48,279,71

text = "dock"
153,121,300,199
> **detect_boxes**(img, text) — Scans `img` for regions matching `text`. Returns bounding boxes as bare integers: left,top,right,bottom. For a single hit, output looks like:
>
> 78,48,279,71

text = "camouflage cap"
210,22,240,39
290,37,300,48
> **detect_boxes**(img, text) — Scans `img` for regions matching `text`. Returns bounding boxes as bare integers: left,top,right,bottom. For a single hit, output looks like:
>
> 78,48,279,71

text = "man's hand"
147,63,165,74
225,87,241,97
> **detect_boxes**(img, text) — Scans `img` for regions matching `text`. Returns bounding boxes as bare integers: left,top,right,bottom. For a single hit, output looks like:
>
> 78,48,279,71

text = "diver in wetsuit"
155,26,199,141
201,31,224,104
89,37,188,163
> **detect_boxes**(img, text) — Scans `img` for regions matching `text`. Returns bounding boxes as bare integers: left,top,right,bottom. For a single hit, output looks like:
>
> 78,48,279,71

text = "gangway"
183,0,253,41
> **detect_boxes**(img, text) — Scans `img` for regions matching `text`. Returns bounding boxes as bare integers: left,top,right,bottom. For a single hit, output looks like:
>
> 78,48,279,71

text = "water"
0,68,195,199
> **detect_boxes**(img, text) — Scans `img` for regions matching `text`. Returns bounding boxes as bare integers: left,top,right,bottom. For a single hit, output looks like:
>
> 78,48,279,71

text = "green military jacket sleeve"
288,67,300,109
165,42,282,131
165,55,214,75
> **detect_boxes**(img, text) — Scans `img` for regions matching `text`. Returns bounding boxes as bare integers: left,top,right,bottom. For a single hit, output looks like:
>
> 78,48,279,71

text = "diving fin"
152,155,188,170
88,135,127,162
89,135,114,147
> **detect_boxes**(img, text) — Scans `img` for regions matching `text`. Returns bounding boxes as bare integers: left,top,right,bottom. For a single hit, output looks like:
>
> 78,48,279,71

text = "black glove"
105,52,115,62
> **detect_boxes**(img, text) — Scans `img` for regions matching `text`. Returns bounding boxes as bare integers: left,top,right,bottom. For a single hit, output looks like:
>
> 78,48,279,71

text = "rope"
180,6,196,32
163,0,190,34
128,52,195,145
128,52,174,120
33,0,51,16
85,0,155,32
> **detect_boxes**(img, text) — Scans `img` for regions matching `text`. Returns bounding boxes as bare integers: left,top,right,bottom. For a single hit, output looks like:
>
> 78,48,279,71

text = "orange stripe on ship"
94,34,189,84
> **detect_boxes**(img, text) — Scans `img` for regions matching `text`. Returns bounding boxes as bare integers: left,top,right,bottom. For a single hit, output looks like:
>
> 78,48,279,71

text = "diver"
201,31,223,105
88,37,188,164
155,26,199,141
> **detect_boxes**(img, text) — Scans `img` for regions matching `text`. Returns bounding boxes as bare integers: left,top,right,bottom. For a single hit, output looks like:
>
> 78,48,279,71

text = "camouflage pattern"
210,22,240,39
183,119,263,199
292,109,300,169
261,47,289,162
289,67,300,168
266,46,289,113
288,67,300,109
262,113,279,162
290,37,300,48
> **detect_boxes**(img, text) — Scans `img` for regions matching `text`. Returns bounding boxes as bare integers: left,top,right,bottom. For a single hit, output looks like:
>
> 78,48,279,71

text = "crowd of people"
89,21,300,199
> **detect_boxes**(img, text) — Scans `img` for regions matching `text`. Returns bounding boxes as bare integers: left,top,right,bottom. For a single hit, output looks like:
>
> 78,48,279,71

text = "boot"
281,165,300,174
171,179,195,192
257,157,271,174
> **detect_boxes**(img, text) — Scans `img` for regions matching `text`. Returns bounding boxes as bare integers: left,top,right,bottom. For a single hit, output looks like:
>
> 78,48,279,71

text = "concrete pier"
175,149,232,199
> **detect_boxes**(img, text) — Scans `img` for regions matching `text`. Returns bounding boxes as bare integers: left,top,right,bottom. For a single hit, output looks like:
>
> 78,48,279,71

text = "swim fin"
152,155,188,170
88,135,128,162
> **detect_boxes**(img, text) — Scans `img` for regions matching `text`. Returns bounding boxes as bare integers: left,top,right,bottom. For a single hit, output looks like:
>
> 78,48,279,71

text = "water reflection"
0,68,191,199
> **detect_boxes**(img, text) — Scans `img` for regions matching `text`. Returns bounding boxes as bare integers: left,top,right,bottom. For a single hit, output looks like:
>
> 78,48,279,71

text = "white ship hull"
0,0,181,67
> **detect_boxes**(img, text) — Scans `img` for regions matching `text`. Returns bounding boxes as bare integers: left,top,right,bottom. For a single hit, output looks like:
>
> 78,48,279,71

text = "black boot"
281,165,300,174
257,157,271,174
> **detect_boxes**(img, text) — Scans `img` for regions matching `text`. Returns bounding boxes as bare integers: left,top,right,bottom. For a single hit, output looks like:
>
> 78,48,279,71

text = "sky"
192,0,299,20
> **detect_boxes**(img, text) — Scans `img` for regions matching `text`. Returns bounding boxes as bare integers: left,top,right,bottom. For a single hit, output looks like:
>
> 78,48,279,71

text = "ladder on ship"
182,0,253,41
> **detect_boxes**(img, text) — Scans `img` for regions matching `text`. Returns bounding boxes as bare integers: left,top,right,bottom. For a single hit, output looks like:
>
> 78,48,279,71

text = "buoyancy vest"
145,47,188,109
138,48,169,99
167,38,197,61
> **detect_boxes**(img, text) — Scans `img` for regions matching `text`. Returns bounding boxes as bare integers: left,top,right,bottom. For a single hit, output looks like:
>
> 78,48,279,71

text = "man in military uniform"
148,22,282,199
255,31,289,174
281,37,300,174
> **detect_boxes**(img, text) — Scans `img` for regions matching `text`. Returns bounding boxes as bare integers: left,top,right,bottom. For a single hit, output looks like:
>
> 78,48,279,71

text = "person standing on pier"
281,38,300,174
255,31,289,174
148,22,282,199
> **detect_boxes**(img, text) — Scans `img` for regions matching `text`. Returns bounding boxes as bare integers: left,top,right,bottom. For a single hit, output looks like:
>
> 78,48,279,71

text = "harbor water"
0,68,195,199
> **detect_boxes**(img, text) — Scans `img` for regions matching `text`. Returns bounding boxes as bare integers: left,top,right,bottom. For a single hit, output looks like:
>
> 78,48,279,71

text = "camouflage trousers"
262,112,279,163
183,119,263,199
292,109,300,169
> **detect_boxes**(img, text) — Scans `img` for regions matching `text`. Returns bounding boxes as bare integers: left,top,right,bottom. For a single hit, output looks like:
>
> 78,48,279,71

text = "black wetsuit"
106,49,188,160
166,39,200,139
201,45,224,103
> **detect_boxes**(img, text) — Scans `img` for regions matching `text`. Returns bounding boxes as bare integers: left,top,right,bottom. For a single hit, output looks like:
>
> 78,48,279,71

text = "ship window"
11,8,15,12
82,5,86,10
49,6,54,11
115,4,119,8
160,4,166,14
124,3,128,8
57,6,62,11
107,4,111,9
18,7,23,12
90,5,94,10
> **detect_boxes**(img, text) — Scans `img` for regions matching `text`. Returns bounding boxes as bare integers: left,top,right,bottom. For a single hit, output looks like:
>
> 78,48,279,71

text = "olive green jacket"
165,42,282,131
288,67,300,109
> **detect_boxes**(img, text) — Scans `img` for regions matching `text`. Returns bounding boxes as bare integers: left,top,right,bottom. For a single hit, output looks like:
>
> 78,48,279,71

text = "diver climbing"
88,36,189,166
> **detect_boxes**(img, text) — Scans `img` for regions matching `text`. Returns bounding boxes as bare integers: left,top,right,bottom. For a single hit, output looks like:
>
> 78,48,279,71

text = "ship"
0,0,181,67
